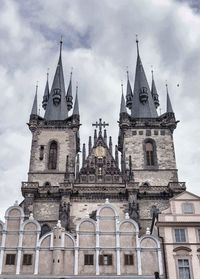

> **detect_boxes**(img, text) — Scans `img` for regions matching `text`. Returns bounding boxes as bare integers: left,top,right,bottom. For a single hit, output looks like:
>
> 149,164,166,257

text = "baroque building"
0,39,192,279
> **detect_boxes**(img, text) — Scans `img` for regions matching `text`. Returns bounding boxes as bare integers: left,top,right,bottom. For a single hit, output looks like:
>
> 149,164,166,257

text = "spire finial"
136,34,139,55
151,65,154,80
70,67,73,80
47,68,49,80
165,81,169,95
59,36,63,57
121,81,124,95
126,66,129,80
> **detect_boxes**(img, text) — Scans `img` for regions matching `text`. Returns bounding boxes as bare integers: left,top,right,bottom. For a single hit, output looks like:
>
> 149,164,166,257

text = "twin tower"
23,39,185,235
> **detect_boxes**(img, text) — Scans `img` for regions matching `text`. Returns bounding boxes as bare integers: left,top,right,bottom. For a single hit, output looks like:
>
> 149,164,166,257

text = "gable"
171,191,200,201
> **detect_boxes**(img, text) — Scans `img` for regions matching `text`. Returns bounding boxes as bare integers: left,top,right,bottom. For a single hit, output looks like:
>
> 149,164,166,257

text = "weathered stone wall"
123,128,178,186
28,128,76,186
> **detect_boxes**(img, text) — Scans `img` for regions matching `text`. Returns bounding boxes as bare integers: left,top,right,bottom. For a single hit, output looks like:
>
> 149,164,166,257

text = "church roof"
131,40,158,118
44,41,68,120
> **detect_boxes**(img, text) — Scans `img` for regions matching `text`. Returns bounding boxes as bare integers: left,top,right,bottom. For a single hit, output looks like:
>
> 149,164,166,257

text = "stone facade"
0,202,163,278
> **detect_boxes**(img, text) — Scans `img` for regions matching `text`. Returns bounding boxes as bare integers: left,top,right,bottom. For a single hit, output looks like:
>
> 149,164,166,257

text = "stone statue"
59,202,70,231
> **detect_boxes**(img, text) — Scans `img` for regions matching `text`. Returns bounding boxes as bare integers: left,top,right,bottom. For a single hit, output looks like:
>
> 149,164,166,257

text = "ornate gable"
77,127,122,184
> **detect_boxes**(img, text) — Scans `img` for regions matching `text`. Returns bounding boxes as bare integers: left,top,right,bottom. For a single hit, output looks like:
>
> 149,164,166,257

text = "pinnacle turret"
166,84,174,113
131,39,158,118
31,84,38,116
44,40,68,121
42,73,50,110
120,90,127,114
125,71,133,109
72,85,79,116
151,70,160,109
66,71,73,111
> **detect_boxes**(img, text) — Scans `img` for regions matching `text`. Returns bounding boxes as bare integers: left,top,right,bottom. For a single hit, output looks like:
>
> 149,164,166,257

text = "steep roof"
131,40,158,118
44,41,68,120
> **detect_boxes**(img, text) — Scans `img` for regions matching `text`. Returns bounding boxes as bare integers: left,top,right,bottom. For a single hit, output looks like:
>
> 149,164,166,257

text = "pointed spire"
126,70,133,109
115,145,119,168
166,84,174,113
66,71,73,111
31,83,38,115
109,136,113,155
73,85,79,116
103,129,107,144
82,143,86,167
94,129,97,146
42,72,50,110
76,154,80,179
131,38,158,118
151,69,160,109
120,89,127,114
44,40,68,120
88,136,92,154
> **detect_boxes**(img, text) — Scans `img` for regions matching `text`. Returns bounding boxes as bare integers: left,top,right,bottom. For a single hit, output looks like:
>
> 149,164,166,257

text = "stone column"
16,231,23,274
0,231,6,274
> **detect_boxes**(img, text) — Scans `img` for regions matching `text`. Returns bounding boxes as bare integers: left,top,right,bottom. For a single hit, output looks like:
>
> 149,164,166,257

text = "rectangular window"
178,259,191,279
23,254,32,265
99,254,112,266
124,254,134,265
175,228,186,242
84,254,94,265
182,203,194,214
6,254,16,265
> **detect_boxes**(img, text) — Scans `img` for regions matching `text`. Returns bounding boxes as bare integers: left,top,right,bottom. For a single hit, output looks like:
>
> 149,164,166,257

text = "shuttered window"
99,254,112,265
84,254,94,265
23,254,32,265
124,254,134,265
6,254,16,265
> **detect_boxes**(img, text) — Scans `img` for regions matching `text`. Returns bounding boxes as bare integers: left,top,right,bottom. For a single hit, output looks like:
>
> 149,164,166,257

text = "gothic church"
0,39,188,278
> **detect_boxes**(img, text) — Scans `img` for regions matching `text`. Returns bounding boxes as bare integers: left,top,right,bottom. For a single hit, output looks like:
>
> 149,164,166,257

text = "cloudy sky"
0,0,200,219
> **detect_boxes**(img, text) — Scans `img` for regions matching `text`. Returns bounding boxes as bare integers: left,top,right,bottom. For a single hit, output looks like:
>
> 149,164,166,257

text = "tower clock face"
95,146,106,158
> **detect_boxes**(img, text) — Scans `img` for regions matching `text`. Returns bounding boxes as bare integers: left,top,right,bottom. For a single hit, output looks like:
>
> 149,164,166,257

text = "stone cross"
92,118,109,133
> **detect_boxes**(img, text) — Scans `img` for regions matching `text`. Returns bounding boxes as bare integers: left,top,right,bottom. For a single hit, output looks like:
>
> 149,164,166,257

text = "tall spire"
42,72,50,110
73,85,79,116
151,69,160,109
31,83,38,116
126,70,133,109
131,38,158,118
44,39,68,120
66,71,73,111
166,84,174,113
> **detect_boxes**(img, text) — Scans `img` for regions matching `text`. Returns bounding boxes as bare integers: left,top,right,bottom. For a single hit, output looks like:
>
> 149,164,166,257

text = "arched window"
145,142,154,166
48,141,57,170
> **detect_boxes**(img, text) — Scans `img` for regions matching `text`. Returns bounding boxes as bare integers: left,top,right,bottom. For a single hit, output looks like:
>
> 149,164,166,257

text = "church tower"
22,41,80,231
118,39,185,229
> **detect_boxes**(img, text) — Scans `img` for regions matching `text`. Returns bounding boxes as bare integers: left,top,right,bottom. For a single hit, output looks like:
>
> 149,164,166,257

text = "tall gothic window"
145,142,154,166
48,141,57,170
